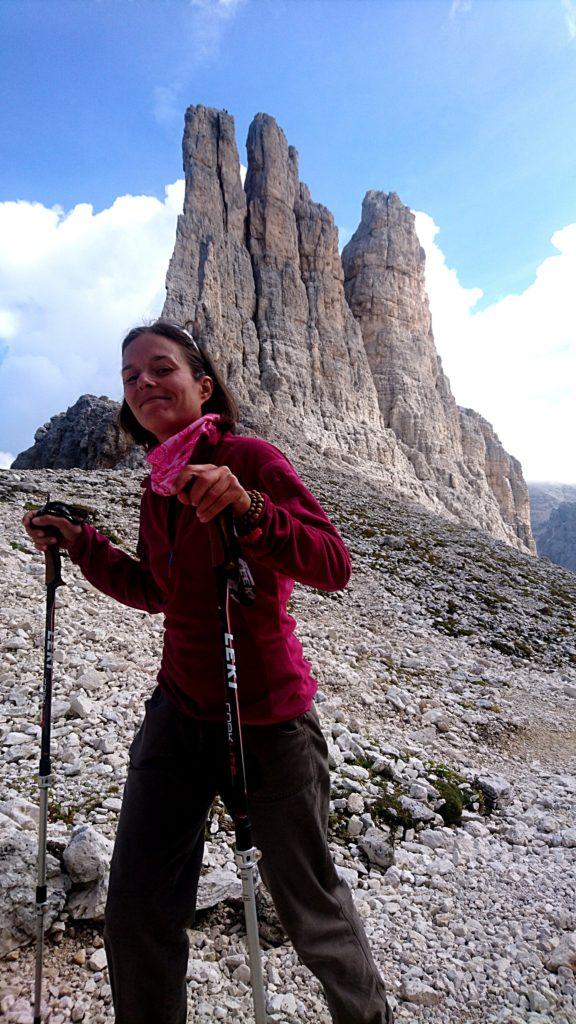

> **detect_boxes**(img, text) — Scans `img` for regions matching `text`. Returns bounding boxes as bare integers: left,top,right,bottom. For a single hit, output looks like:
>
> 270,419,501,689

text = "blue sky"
0,0,575,480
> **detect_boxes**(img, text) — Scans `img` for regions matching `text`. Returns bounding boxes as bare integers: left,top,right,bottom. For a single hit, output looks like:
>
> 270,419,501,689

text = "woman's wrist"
232,491,252,517
66,523,89,561
234,490,266,536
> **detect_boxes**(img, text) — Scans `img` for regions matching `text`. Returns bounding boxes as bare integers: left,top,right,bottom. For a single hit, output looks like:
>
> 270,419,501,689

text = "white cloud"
414,211,576,484
188,0,246,63
562,0,576,39
152,0,246,124
450,0,472,18
0,181,185,457
190,0,245,15
2,177,573,486
0,451,15,469
0,310,18,338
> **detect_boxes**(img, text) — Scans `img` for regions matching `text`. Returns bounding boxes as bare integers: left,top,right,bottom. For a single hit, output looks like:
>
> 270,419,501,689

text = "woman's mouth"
140,396,170,408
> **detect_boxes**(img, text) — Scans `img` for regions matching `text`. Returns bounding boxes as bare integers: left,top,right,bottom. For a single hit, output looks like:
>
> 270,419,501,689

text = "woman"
24,320,394,1024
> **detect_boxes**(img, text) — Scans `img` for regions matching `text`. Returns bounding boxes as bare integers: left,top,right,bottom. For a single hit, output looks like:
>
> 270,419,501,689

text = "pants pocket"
243,714,314,802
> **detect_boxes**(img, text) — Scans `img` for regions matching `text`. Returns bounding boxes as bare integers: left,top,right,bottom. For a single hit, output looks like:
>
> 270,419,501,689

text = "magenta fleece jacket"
68,434,352,724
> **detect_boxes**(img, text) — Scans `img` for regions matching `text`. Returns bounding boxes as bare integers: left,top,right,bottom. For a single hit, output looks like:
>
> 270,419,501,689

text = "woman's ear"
200,376,214,403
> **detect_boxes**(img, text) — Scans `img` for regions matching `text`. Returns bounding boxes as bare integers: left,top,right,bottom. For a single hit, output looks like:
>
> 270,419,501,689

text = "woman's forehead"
122,332,184,368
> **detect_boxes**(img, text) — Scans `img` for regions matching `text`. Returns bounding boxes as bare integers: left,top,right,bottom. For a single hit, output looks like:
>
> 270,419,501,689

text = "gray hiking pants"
104,687,394,1024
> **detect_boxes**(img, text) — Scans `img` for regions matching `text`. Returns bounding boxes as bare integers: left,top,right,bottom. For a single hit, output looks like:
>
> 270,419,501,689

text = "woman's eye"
124,375,138,385
156,367,172,376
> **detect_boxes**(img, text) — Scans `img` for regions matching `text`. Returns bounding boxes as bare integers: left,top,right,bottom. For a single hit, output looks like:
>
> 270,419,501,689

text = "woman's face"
122,332,213,442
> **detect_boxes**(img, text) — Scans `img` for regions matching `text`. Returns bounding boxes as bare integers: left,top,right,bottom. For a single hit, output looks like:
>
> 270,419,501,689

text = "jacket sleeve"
240,453,352,592
67,522,166,614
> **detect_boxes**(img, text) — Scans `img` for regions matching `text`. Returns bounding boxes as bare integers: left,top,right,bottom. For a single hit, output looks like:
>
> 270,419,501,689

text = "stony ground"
1,447,575,1024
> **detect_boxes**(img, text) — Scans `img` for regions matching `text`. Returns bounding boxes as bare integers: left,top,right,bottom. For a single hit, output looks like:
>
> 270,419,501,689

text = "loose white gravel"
0,455,575,1024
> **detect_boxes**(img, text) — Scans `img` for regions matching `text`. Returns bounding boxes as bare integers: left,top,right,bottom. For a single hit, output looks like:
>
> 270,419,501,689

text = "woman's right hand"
22,510,82,553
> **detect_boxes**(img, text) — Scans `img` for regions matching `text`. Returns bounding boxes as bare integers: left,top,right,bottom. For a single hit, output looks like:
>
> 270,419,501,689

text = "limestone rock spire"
342,190,534,552
160,105,534,552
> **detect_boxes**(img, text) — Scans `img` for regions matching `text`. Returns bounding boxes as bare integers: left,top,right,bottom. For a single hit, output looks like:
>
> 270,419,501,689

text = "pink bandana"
146,414,223,496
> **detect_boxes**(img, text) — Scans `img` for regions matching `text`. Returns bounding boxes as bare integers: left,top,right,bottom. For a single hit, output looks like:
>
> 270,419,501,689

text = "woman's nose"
137,372,155,389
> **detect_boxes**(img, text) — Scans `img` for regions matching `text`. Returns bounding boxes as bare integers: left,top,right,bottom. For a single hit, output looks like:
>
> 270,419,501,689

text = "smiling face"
121,332,214,442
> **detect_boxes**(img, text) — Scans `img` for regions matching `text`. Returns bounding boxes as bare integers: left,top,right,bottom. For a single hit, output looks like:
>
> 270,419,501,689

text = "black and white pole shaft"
33,543,64,1024
212,514,268,1024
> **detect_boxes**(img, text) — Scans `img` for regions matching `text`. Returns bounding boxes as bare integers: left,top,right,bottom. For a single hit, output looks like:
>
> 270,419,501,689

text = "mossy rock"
433,778,466,825
328,812,348,843
372,785,416,835
424,761,486,824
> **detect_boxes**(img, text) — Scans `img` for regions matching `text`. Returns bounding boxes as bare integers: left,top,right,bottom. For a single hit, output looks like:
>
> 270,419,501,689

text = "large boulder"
0,803,69,955
12,395,145,470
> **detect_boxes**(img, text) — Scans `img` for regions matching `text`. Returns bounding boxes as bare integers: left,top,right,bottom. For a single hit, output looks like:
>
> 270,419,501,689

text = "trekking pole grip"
44,546,62,588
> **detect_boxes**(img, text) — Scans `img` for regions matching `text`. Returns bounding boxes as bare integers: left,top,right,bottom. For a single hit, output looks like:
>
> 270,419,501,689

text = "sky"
0,0,575,482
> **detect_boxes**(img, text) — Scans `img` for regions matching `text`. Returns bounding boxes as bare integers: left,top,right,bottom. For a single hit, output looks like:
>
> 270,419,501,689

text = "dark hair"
118,320,238,449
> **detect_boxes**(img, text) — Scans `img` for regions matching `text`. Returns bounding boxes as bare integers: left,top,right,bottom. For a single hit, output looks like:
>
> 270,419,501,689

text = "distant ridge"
528,483,576,571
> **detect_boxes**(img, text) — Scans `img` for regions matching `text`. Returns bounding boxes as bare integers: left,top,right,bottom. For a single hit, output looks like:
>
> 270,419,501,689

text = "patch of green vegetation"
476,591,510,610
48,801,76,826
432,617,476,638
405,537,421,551
549,585,574,608
432,781,465,826
328,812,347,843
49,783,122,827
10,540,30,554
424,760,486,823
491,636,534,659
370,759,395,781
203,798,234,837
373,784,416,836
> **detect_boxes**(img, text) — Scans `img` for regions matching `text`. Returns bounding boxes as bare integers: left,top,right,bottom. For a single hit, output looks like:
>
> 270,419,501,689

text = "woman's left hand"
172,464,251,523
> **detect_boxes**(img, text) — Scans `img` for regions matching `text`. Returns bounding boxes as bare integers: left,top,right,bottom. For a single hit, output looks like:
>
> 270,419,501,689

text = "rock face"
12,395,145,471
529,483,576,571
341,191,534,552
163,105,534,552
529,483,576,532
535,502,576,573
163,107,411,474
459,408,534,553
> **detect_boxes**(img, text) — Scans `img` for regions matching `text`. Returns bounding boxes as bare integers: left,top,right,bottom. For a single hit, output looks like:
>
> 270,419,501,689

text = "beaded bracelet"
234,490,266,537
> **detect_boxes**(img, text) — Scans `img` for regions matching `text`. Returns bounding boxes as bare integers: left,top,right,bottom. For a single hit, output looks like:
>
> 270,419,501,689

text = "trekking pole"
209,508,268,1024
30,499,89,1024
